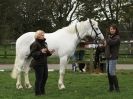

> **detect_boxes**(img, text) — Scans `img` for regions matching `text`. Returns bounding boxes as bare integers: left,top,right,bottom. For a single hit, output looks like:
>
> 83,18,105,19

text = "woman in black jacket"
30,30,54,96
105,24,120,92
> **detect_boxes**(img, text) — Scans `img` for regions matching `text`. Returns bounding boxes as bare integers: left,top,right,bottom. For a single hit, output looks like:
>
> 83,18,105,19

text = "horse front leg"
24,62,32,89
58,56,67,90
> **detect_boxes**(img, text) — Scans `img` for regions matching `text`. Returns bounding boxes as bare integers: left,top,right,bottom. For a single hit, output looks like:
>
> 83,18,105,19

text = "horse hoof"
25,83,32,89
58,84,65,90
16,84,23,89
59,86,65,90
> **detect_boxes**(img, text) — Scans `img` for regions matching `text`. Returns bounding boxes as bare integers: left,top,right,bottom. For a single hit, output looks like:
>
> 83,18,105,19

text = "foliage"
44,0,81,30
77,0,133,37
0,0,132,42
0,0,80,41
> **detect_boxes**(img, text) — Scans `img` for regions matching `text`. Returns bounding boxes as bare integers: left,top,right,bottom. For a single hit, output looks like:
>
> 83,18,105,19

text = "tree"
77,0,132,38
44,0,80,30
0,0,17,42
77,0,102,20
0,0,132,42
0,0,81,41
119,2,133,40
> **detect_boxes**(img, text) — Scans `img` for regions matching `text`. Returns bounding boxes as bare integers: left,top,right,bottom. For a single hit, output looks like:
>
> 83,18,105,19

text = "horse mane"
53,21,86,34
67,21,87,34
91,19,98,26
53,19,98,35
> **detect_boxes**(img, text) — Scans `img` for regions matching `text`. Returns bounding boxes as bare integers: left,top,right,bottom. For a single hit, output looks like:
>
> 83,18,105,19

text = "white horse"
11,19,104,90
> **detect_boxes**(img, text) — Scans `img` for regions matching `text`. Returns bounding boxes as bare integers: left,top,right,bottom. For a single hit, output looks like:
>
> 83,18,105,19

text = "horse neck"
76,22,88,39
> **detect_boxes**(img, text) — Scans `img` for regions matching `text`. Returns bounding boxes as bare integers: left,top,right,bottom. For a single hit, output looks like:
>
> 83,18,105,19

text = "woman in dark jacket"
30,30,54,96
105,24,120,92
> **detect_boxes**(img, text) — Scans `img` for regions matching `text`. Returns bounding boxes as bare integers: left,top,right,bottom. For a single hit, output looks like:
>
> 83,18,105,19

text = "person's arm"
44,42,55,56
107,35,120,46
30,43,43,59
46,49,55,56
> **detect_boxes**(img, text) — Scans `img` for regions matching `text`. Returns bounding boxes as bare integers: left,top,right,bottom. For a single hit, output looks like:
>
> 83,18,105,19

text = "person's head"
35,30,45,40
109,24,119,35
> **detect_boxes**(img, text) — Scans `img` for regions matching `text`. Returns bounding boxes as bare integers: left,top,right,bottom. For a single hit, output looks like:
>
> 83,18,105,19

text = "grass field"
0,70,133,99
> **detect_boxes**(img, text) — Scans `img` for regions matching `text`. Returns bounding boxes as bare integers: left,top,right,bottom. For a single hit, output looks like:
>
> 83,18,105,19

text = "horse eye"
95,28,98,30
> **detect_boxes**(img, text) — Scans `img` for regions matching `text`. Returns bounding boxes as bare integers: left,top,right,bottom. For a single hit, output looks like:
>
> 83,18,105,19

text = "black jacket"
105,34,120,60
30,39,52,67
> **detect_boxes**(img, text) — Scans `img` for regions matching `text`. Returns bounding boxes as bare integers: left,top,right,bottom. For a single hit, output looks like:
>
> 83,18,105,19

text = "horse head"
75,18,104,42
86,19,104,40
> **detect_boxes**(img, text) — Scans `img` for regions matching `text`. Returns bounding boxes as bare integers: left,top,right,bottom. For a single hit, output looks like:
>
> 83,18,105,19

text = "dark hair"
109,24,119,35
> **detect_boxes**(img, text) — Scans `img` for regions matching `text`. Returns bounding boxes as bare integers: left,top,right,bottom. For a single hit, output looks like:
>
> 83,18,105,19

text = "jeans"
106,60,117,76
72,50,85,71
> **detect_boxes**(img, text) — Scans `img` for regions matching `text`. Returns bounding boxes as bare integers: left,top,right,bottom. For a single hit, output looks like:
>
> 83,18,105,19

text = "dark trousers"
78,63,85,72
34,64,48,95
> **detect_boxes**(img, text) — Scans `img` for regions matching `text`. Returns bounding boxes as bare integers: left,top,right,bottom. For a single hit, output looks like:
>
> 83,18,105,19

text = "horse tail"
11,55,19,79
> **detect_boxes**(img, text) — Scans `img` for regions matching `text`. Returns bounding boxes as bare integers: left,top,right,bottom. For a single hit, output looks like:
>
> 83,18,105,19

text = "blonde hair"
34,30,45,39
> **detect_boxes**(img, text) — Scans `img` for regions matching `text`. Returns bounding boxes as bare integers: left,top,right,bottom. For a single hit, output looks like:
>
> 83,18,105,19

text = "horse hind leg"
58,56,67,90
15,58,24,89
24,59,32,89
11,56,23,89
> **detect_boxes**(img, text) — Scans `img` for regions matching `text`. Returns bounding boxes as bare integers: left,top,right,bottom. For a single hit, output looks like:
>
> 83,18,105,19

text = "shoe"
74,66,76,72
112,76,120,93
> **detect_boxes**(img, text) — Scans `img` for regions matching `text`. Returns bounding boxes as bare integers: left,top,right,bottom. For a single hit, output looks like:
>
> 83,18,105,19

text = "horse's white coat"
11,19,104,89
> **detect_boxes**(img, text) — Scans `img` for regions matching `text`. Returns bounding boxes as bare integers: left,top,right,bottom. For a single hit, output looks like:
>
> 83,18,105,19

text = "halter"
75,19,102,43
89,19,102,39
89,19,104,47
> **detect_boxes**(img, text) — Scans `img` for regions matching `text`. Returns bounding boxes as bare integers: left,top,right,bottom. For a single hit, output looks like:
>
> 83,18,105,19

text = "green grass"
0,70,133,99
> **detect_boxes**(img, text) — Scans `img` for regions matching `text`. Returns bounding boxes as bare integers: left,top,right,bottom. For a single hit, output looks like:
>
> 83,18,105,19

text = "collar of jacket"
36,38,46,43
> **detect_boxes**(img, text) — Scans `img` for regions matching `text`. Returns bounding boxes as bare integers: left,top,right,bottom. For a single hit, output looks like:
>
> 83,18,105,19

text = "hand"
103,40,107,47
99,44,104,47
41,48,47,53
50,49,55,54
108,35,113,38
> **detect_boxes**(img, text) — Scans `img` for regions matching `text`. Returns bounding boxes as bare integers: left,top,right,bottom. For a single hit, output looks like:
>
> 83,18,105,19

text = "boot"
112,76,120,92
41,89,45,95
108,75,114,92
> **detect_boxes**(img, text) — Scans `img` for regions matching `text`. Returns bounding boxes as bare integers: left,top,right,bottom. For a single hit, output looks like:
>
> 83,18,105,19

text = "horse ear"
87,18,92,22
87,18,91,22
